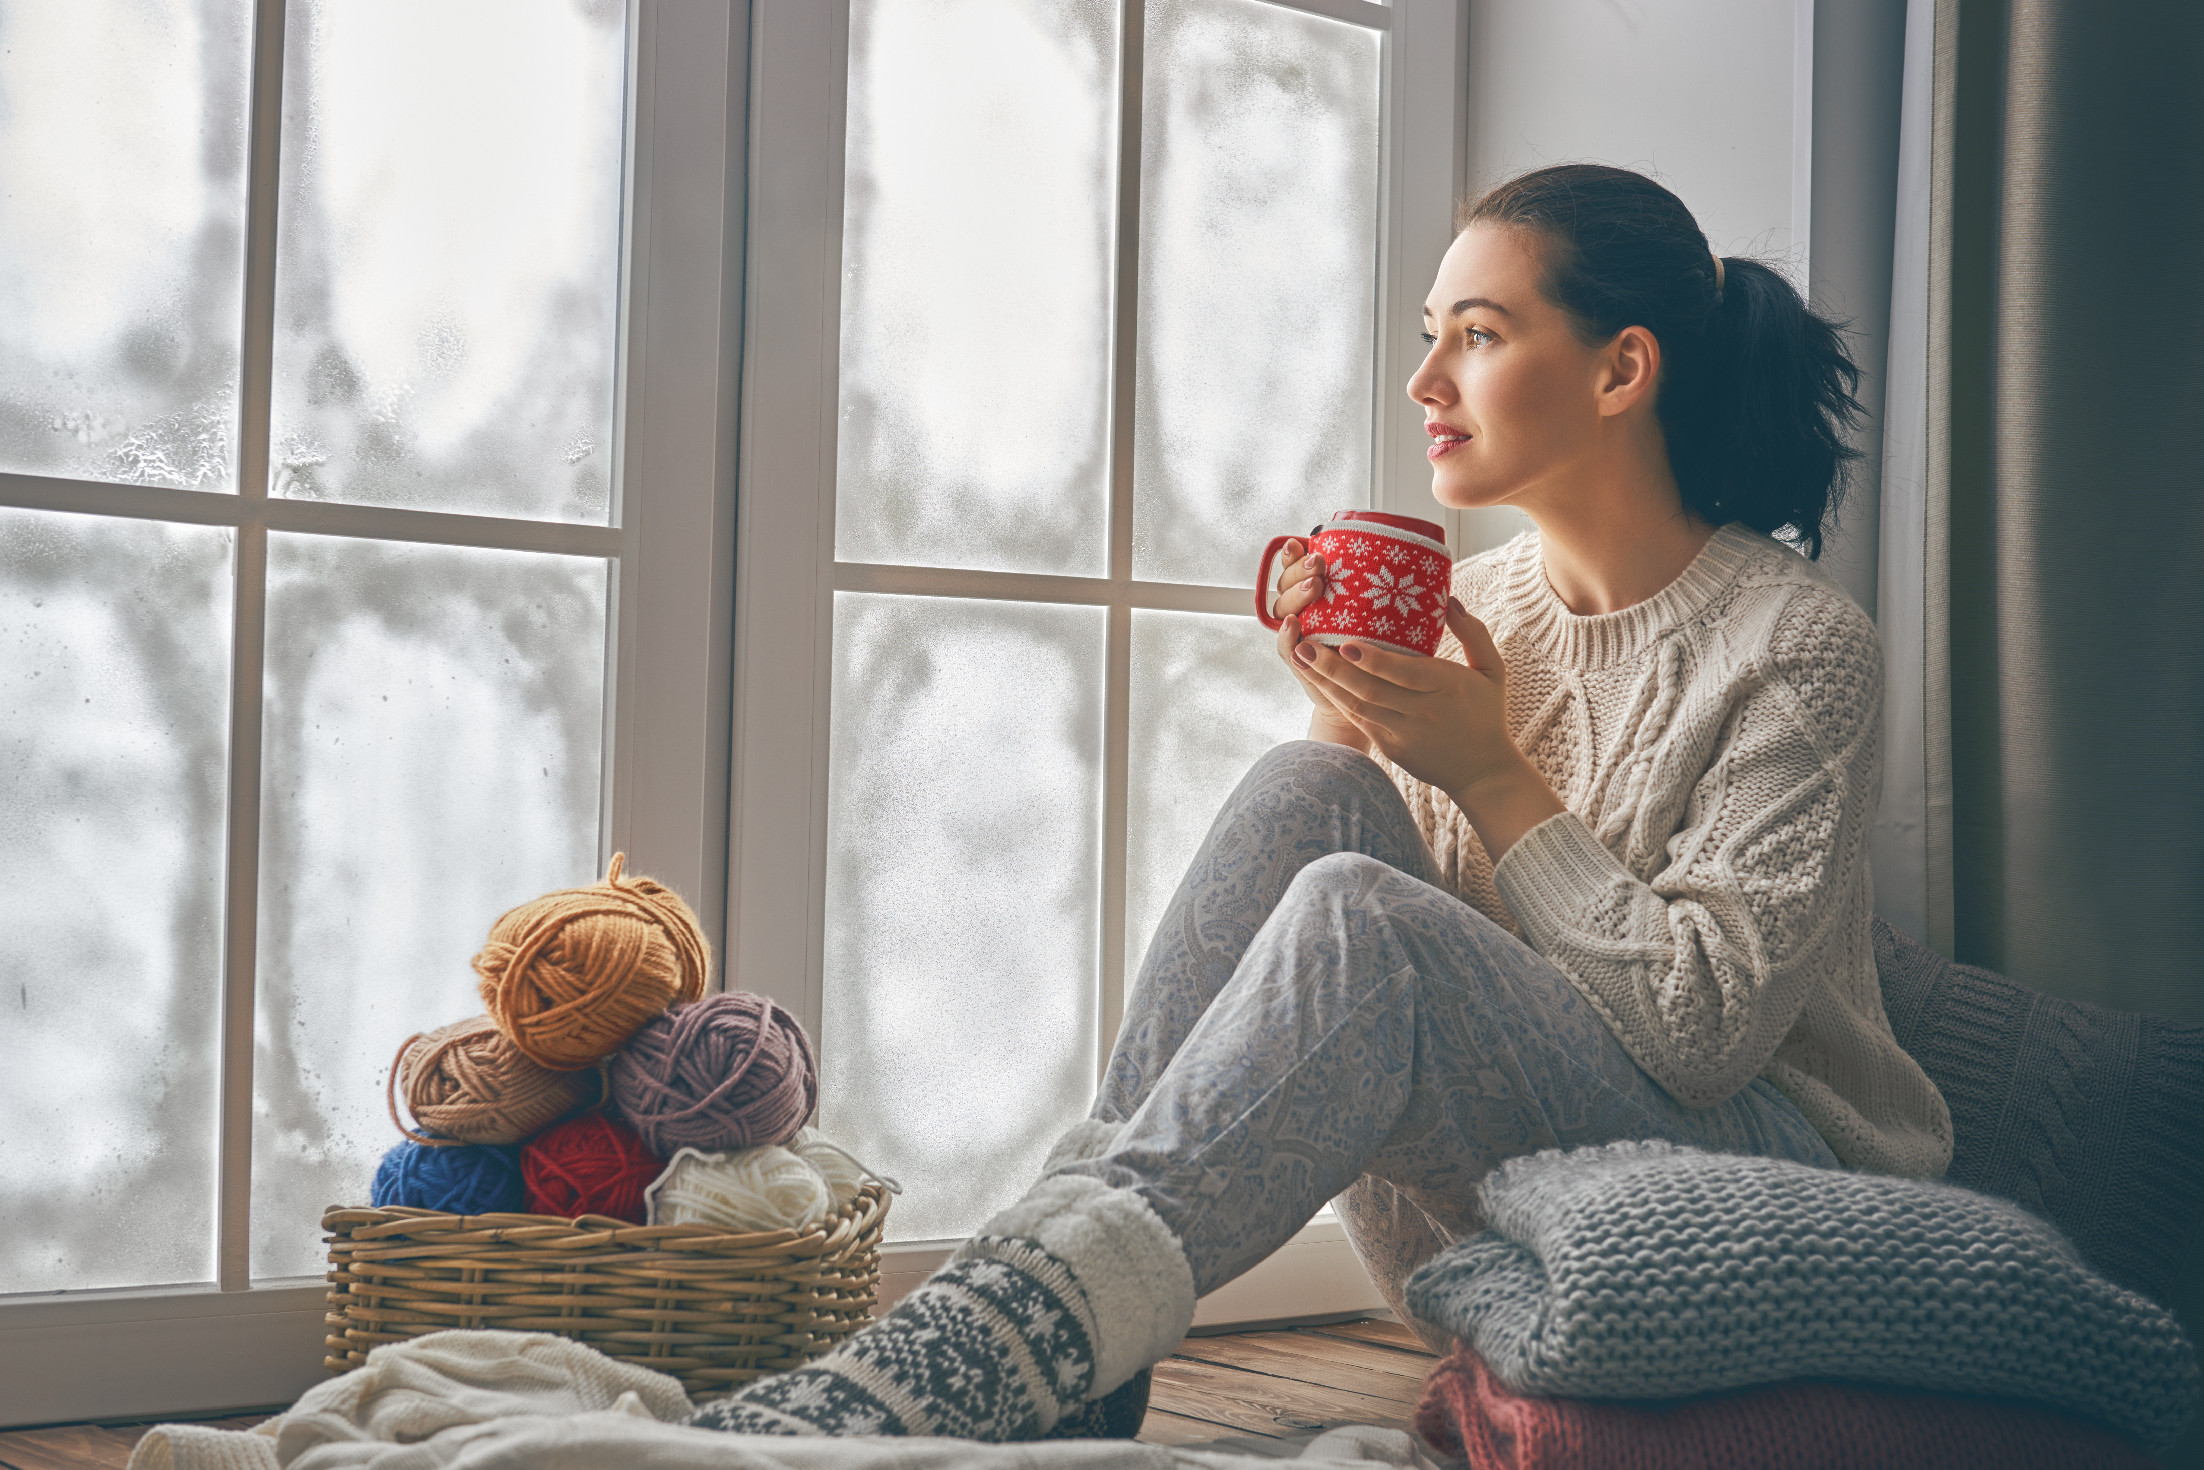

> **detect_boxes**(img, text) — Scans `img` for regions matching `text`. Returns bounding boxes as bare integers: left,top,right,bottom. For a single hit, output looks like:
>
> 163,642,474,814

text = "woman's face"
1407,222,1629,512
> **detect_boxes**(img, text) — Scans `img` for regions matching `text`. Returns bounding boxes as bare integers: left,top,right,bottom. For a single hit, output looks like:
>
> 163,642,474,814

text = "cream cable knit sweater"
1369,523,1952,1179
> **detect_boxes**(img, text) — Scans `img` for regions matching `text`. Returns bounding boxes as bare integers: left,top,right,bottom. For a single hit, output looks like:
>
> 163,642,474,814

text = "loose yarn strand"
387,1031,458,1148
793,1135,902,1195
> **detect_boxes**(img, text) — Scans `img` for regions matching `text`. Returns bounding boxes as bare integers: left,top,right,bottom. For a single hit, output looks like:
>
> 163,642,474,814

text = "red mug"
1257,510,1453,657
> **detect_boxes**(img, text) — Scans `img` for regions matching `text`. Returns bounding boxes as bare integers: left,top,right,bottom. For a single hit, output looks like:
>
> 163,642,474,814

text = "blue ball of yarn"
371,1137,526,1214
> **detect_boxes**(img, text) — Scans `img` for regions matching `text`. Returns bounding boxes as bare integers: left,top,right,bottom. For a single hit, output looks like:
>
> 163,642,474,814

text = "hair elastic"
1712,255,1726,297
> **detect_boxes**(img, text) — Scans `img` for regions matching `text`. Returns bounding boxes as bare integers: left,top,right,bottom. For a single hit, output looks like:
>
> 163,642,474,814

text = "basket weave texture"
322,1183,888,1399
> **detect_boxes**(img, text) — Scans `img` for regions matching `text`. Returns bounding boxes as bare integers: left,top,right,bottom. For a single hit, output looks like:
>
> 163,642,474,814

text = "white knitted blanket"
1403,1141,2200,1451
125,1332,1446,1470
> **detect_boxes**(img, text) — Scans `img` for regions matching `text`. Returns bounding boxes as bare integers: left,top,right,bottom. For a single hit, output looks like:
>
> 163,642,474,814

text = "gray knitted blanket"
1403,1141,2199,1451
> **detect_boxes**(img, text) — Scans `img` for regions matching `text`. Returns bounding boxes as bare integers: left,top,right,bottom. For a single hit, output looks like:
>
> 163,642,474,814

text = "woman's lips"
1426,430,1470,460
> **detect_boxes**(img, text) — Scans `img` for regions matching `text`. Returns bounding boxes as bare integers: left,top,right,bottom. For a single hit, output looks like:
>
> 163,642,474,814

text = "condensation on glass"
250,535,607,1279
836,0,1117,577
0,509,231,1294
1124,609,1311,1002
0,1,250,489
1133,0,1382,587
819,593,1104,1242
268,0,627,523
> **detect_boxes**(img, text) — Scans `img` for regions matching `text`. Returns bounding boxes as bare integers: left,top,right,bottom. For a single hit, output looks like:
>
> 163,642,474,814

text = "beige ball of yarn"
646,1145,832,1233
789,1127,868,1210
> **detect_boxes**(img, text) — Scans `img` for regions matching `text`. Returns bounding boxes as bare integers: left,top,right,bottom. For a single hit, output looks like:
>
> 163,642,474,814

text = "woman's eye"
1418,331,1437,346
1467,327,1495,346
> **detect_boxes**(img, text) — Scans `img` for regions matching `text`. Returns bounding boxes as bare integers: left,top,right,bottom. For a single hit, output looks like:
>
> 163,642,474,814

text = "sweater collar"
1494,522,1766,670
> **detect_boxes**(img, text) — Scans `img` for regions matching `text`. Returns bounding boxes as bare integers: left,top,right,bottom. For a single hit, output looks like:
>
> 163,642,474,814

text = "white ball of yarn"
647,1145,831,1233
790,1126,867,1210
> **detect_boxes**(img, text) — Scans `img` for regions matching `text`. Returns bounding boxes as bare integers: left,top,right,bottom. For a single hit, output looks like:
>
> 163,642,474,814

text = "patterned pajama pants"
1059,739,1839,1349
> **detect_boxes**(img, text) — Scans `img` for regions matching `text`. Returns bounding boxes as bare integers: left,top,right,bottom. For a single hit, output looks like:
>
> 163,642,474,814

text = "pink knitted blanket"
1414,1346,2155,1470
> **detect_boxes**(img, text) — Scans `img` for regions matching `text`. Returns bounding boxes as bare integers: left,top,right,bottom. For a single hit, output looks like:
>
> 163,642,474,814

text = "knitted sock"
688,1174,1193,1440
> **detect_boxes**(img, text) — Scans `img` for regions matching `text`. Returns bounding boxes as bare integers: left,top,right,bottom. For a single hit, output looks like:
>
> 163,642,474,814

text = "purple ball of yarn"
607,992,818,1155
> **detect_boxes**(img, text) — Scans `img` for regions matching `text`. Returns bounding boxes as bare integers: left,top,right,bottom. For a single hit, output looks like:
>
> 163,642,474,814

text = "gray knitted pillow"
1873,917,2204,1305
1403,1141,2199,1451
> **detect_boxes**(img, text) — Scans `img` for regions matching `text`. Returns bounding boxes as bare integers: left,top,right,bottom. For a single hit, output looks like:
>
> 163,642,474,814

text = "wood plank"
1295,1319,1437,1357
1194,1329,1435,1383
1168,1335,1429,1403
0,1424,142,1470
1147,1355,1416,1440
1136,1407,1248,1446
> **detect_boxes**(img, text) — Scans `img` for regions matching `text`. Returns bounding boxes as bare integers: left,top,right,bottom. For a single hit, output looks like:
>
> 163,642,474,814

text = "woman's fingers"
1448,599,1504,674
1293,640,1415,717
1278,553,1324,615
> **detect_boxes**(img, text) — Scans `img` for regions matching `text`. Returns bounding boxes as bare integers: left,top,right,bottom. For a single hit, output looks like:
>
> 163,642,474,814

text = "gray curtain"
1880,0,2204,1462
1942,0,2204,1017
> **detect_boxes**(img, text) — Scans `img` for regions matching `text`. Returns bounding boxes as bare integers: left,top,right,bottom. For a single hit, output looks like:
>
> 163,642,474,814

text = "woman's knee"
1284,848,1395,902
1240,738,1399,814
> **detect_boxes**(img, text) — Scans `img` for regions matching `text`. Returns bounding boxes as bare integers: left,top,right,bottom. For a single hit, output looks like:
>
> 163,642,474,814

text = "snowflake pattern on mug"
1361,564,1426,616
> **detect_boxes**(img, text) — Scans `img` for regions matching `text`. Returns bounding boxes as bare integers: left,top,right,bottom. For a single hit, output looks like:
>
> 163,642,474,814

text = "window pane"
1133,0,1381,587
821,593,1104,1242
836,0,1116,577
269,1,627,523
0,1,249,489
1125,609,1309,1003
0,510,230,1294
251,535,606,1279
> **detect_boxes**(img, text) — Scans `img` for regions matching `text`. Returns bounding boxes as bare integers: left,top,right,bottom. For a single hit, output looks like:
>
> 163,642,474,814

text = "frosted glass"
268,1,627,522
821,593,1104,1242
1133,0,1381,587
1124,610,1311,1004
251,535,607,1278
0,510,230,1294
0,1,249,488
836,0,1116,577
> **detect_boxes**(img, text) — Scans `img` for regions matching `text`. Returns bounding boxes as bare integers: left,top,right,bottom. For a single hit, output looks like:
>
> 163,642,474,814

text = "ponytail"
1461,165,1865,558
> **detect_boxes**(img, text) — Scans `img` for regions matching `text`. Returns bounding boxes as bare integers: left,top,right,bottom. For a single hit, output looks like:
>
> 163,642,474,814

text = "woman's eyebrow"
1421,297,1514,321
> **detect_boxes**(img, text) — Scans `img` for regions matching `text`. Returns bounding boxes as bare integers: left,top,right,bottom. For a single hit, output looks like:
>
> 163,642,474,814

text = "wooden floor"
0,1319,1436,1468
1139,1318,1437,1449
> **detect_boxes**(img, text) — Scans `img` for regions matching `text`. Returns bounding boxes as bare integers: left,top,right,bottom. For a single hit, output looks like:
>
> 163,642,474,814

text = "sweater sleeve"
1491,589,1883,1110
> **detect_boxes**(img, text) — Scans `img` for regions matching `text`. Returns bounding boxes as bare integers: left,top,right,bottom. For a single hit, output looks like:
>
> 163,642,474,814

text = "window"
730,0,1468,1307
0,0,742,1423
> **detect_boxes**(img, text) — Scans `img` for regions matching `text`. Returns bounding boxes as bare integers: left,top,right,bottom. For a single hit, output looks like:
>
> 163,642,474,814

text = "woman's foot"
687,1175,1191,1440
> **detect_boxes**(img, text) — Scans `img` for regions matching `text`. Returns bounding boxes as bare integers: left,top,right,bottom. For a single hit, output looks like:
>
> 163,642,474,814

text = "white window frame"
0,0,746,1425
727,0,1469,1324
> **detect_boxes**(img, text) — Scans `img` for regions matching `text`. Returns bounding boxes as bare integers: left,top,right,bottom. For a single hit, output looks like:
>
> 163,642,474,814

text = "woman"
694,164,1953,1443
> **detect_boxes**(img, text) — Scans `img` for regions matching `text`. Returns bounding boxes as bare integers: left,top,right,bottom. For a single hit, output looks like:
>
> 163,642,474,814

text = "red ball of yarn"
521,1113,662,1223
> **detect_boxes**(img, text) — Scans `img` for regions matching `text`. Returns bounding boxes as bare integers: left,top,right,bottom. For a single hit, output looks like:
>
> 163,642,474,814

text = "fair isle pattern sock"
688,1234,1096,1438
688,1175,1195,1441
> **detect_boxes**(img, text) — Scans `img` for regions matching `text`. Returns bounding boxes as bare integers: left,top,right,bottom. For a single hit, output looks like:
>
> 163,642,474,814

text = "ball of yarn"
371,1138,525,1214
474,852,710,1070
388,1015,599,1146
789,1127,868,1211
646,1145,832,1234
607,992,818,1155
521,1112,662,1223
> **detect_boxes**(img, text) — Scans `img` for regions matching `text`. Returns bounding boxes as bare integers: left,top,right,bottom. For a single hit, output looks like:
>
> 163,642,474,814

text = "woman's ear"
1596,324,1662,418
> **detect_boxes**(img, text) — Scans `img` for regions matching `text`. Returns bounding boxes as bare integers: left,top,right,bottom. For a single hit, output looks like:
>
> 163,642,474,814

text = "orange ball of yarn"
473,853,709,1071
387,1015,600,1147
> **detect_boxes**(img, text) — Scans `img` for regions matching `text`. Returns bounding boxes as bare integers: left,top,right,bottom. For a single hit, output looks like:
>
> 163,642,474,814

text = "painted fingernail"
1341,643,1363,663
1294,643,1316,664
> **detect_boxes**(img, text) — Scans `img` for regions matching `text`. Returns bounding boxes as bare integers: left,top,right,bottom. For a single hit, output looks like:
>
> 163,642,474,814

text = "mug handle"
1255,534,1298,630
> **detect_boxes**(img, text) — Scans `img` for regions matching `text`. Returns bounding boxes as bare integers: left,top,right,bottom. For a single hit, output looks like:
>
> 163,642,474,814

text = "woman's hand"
1270,539,1367,745
1290,600,1565,859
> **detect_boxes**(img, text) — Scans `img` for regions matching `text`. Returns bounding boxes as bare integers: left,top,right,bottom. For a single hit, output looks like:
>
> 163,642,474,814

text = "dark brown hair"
1461,164,1863,558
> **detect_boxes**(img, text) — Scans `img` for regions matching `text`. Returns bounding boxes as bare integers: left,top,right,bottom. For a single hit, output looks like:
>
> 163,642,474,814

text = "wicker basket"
322,1183,889,1399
